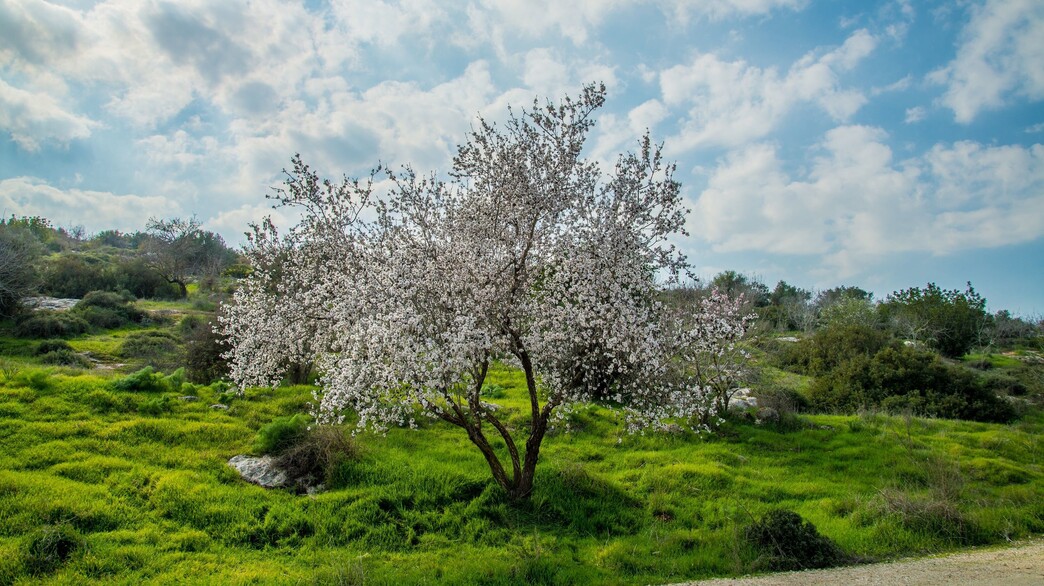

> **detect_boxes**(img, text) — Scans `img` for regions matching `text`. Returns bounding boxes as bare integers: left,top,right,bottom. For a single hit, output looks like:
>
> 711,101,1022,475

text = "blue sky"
1,0,1042,315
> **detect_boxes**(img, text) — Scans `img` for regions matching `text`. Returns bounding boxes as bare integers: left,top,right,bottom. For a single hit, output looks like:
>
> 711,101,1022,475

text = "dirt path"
676,539,1044,585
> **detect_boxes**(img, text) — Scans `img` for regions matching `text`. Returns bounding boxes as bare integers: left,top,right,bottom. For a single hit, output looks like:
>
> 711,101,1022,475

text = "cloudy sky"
1,0,1042,314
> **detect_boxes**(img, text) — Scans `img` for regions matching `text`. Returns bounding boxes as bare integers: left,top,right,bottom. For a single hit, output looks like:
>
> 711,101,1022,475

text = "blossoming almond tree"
222,84,750,499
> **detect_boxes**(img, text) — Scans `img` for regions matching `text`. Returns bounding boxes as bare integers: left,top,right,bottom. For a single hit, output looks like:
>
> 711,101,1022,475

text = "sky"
0,0,1042,315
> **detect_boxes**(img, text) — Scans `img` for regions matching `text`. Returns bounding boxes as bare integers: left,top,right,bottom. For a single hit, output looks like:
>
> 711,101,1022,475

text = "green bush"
119,331,180,360
73,290,146,329
111,366,169,393
254,414,312,455
42,253,122,298
882,282,990,358
14,311,90,338
117,258,182,300
21,523,84,576
276,425,359,487
807,344,1017,423
38,349,92,368
253,415,358,489
181,315,230,384
34,339,73,355
743,509,847,571
775,324,890,376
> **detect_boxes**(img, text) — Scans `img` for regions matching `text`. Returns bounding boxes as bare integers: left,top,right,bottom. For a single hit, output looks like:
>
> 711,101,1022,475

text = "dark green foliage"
990,310,1043,350
14,311,91,338
254,415,359,488
711,270,769,307
116,259,182,300
775,324,891,376
180,315,230,384
73,290,148,329
119,331,180,361
21,523,84,575
41,253,122,298
808,344,1016,423
763,280,813,331
743,509,847,571
276,425,359,487
38,349,92,368
41,253,181,300
0,219,44,316
883,282,990,358
34,339,73,355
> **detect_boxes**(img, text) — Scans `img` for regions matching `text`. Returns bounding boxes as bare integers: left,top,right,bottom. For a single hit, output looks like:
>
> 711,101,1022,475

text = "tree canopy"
222,84,751,498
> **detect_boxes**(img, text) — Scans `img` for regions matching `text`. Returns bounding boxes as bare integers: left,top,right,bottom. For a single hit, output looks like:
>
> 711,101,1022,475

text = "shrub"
775,324,890,376
181,315,230,384
276,425,359,486
111,366,168,393
14,311,90,338
34,339,73,355
21,523,84,575
254,414,358,489
882,282,989,358
117,258,182,300
73,290,146,329
38,349,92,368
119,331,180,360
743,509,847,571
254,414,312,455
41,253,122,298
807,344,1017,423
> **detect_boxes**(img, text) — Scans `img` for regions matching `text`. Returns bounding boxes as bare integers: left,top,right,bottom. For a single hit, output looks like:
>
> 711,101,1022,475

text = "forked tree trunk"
454,352,552,501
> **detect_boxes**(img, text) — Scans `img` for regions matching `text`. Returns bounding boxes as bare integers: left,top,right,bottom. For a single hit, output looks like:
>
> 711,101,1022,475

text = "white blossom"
221,84,749,499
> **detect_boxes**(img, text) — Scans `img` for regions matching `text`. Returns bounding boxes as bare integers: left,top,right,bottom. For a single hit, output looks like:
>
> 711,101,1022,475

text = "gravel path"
676,539,1044,585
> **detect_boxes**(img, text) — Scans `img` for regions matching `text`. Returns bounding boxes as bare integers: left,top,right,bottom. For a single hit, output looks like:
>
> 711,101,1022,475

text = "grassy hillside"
0,351,1040,584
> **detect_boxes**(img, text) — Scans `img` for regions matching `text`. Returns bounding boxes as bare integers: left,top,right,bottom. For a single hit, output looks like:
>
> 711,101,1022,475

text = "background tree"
0,219,43,316
881,282,990,358
140,217,235,297
764,280,813,331
223,85,746,499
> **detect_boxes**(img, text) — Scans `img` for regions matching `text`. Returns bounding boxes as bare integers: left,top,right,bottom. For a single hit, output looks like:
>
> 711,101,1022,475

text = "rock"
229,455,287,488
728,388,758,411
179,395,199,402
777,336,800,343
25,296,79,311
210,403,229,410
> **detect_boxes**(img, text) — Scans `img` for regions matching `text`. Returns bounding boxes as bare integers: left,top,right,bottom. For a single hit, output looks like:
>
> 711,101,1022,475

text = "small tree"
140,217,233,297
223,84,747,499
0,220,43,316
677,289,755,424
882,282,990,358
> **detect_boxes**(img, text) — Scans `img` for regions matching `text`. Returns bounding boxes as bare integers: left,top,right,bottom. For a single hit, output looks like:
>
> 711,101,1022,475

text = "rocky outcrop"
228,455,287,488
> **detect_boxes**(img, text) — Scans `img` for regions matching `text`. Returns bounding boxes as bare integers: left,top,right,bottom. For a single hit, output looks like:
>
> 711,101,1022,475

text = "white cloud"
0,176,181,233
691,127,1044,276
660,29,876,152
663,0,807,23
522,48,571,96
904,106,925,123
0,78,96,151
930,0,1044,123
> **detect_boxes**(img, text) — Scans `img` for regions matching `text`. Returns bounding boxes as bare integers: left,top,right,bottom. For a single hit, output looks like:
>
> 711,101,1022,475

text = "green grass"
964,353,1024,369
0,363,1040,584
